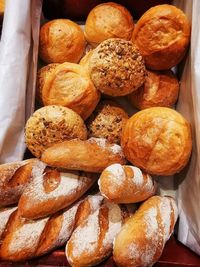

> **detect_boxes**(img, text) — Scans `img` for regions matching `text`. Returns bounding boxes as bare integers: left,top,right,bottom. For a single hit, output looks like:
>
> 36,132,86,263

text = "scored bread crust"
25,105,87,158
39,19,86,64
132,4,190,70
85,2,134,47
121,107,192,176
129,69,179,109
89,38,146,96
41,137,127,173
18,161,97,219
99,164,156,203
37,63,100,120
113,196,178,267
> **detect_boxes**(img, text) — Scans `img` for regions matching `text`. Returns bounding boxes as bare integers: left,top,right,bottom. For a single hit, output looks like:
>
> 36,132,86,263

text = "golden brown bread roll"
89,38,146,96
39,19,86,64
132,4,190,70
121,107,192,176
66,199,128,267
18,161,97,219
85,2,134,47
113,196,178,267
99,164,156,203
87,100,128,144
41,137,126,173
36,63,100,120
129,69,179,109
79,50,94,74
25,105,87,158
0,159,38,207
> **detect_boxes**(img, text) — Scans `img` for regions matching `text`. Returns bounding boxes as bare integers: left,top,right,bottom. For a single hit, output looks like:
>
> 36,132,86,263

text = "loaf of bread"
66,199,131,267
85,2,134,47
36,63,100,120
41,137,126,173
113,196,178,267
18,160,97,219
132,5,190,70
0,159,38,207
99,164,156,203
0,194,103,261
121,107,192,176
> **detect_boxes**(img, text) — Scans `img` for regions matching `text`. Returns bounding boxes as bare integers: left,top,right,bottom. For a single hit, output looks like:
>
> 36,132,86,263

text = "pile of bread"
0,3,192,267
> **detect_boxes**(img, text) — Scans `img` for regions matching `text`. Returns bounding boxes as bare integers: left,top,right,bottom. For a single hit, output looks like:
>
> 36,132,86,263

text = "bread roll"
36,63,100,120
41,137,126,173
18,161,97,219
121,107,192,176
66,200,124,267
99,164,156,203
85,2,134,47
87,100,128,144
39,19,86,63
0,206,17,241
129,70,179,109
25,105,87,158
79,50,94,74
0,159,38,207
113,196,178,267
132,5,190,70
89,38,146,96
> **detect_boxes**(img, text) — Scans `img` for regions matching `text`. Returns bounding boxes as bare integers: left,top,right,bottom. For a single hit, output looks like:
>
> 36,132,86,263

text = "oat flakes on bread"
25,105,87,158
87,100,128,144
89,38,146,96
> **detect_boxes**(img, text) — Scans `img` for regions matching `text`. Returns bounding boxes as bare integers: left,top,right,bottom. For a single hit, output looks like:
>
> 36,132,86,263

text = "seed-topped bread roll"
113,196,178,267
89,38,146,96
99,164,156,203
85,2,134,47
41,137,126,173
121,107,192,176
87,100,128,144
39,19,86,64
25,105,87,158
129,69,179,109
132,5,190,70
36,63,100,120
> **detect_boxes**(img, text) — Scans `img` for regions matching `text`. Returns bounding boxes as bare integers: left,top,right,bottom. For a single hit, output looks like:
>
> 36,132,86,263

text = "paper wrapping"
0,0,200,256
0,0,42,163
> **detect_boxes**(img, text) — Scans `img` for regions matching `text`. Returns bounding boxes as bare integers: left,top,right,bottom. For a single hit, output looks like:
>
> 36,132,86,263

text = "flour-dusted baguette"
0,194,103,262
113,196,178,267
66,199,134,267
98,164,156,203
18,161,97,219
0,206,17,242
41,137,127,173
0,159,38,207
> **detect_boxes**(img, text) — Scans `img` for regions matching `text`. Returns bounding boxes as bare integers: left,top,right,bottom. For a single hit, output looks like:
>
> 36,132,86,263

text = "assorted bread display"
0,2,192,267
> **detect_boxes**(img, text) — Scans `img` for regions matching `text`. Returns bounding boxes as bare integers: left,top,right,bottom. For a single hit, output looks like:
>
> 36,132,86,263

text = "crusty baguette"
98,164,156,203
0,159,38,207
41,137,127,173
113,196,178,267
66,199,134,267
0,206,17,242
18,161,97,219
0,194,103,262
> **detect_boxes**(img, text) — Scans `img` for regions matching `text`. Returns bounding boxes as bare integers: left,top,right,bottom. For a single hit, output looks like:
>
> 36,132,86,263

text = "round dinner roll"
39,19,86,63
121,107,192,176
129,69,179,109
85,2,134,47
132,4,190,70
79,50,94,75
25,105,87,158
98,164,156,203
36,62,100,120
87,100,128,144
89,38,146,96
